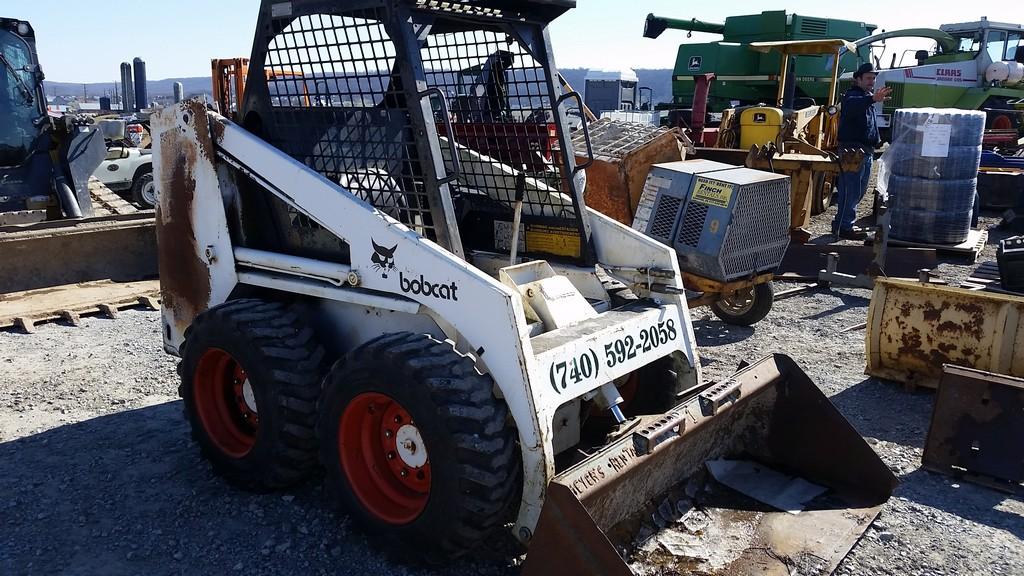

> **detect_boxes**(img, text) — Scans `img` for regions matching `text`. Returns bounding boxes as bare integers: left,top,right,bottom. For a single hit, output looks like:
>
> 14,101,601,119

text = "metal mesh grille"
261,11,437,239
720,179,790,276
572,119,672,160
677,202,708,248
420,29,575,220
649,196,681,241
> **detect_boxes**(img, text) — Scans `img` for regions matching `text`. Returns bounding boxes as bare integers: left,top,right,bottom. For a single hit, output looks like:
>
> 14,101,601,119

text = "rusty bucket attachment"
866,279,1024,389
522,354,896,576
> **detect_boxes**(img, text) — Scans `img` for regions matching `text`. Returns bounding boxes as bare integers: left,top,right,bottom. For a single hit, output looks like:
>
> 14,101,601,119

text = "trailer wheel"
131,168,156,208
318,332,519,562
179,299,325,490
711,282,774,326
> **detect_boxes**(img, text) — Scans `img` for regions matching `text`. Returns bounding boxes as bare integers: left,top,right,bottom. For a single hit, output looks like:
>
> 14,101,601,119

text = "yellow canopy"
748,39,857,56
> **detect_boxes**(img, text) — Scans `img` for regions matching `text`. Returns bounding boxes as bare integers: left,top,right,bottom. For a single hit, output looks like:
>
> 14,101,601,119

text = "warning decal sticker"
691,177,734,208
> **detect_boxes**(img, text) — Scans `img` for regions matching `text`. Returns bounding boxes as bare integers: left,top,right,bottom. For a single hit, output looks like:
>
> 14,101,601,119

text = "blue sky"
8,1,996,83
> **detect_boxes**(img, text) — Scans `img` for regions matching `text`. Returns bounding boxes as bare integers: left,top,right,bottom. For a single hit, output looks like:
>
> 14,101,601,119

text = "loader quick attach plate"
923,365,1024,493
522,354,897,576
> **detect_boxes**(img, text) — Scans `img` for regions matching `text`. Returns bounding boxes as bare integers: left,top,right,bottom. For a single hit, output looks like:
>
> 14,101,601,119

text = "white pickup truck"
93,145,154,208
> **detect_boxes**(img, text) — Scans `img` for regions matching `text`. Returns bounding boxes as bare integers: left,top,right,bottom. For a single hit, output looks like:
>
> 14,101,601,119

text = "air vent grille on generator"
721,178,791,278
632,161,791,282
678,203,709,248
650,196,682,241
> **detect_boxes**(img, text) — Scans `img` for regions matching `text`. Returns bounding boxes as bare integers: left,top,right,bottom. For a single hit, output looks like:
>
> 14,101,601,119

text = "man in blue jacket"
833,63,892,239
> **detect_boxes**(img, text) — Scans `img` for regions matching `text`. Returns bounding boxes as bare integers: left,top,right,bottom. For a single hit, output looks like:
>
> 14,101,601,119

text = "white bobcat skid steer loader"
153,1,895,573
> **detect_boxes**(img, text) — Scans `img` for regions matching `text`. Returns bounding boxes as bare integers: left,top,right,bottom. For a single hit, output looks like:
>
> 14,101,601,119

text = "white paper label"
921,124,952,158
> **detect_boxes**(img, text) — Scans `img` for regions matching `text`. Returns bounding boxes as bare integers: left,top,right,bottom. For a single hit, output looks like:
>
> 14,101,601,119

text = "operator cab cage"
236,0,592,265
0,17,66,214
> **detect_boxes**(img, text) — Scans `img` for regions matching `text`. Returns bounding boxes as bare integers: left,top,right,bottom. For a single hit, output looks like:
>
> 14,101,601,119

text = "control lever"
509,166,527,266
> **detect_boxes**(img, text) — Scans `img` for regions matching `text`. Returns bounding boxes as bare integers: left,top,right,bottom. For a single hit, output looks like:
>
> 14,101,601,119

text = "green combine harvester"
645,11,875,112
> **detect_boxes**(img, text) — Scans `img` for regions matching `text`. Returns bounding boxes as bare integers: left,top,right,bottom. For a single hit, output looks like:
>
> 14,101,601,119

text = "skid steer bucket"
523,354,896,576
0,183,158,331
866,279,1024,389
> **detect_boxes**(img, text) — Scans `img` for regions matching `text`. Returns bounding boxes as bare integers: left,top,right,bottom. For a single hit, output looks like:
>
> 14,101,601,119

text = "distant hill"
44,77,213,100
45,68,674,106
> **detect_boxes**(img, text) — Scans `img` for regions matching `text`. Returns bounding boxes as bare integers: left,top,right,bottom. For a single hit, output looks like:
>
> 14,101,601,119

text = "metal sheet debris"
706,459,827,514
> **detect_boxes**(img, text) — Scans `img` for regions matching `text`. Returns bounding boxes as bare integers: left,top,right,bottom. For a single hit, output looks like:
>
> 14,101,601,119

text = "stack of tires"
886,109,985,244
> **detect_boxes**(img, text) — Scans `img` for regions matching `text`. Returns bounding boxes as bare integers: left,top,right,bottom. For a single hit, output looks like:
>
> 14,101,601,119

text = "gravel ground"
2,197,1022,576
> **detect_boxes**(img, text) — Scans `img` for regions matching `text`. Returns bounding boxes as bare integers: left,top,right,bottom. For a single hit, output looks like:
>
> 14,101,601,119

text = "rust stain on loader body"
156,123,211,337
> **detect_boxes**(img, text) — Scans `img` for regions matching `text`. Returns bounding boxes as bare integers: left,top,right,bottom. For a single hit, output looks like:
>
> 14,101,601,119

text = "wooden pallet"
874,229,988,262
0,279,160,333
88,178,143,216
961,261,1024,297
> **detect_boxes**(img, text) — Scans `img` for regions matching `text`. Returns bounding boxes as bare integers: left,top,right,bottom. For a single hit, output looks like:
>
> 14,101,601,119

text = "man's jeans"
833,152,874,234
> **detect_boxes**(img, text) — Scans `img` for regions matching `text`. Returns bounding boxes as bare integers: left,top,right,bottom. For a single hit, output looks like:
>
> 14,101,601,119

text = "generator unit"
633,160,791,282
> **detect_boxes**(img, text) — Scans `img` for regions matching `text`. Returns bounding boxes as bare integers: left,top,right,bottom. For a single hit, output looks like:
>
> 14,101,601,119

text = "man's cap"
854,63,875,78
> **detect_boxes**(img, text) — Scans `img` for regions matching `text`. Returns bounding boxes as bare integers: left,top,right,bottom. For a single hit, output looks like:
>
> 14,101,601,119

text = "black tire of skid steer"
179,299,325,491
317,332,520,564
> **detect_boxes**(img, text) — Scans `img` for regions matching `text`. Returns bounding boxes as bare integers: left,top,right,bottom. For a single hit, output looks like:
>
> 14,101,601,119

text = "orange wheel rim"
193,348,259,458
339,392,431,524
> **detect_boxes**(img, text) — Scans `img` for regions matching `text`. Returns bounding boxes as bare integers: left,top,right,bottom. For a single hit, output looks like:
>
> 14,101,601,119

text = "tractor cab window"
987,30,1008,64
1007,32,1022,62
0,29,41,168
955,33,981,54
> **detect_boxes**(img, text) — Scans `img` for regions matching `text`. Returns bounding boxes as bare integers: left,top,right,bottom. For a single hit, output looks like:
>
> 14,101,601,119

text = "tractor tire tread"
319,331,518,562
179,298,325,491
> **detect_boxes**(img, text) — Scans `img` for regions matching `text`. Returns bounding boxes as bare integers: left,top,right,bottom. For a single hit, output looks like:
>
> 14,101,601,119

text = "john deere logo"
754,113,767,123
688,56,702,71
